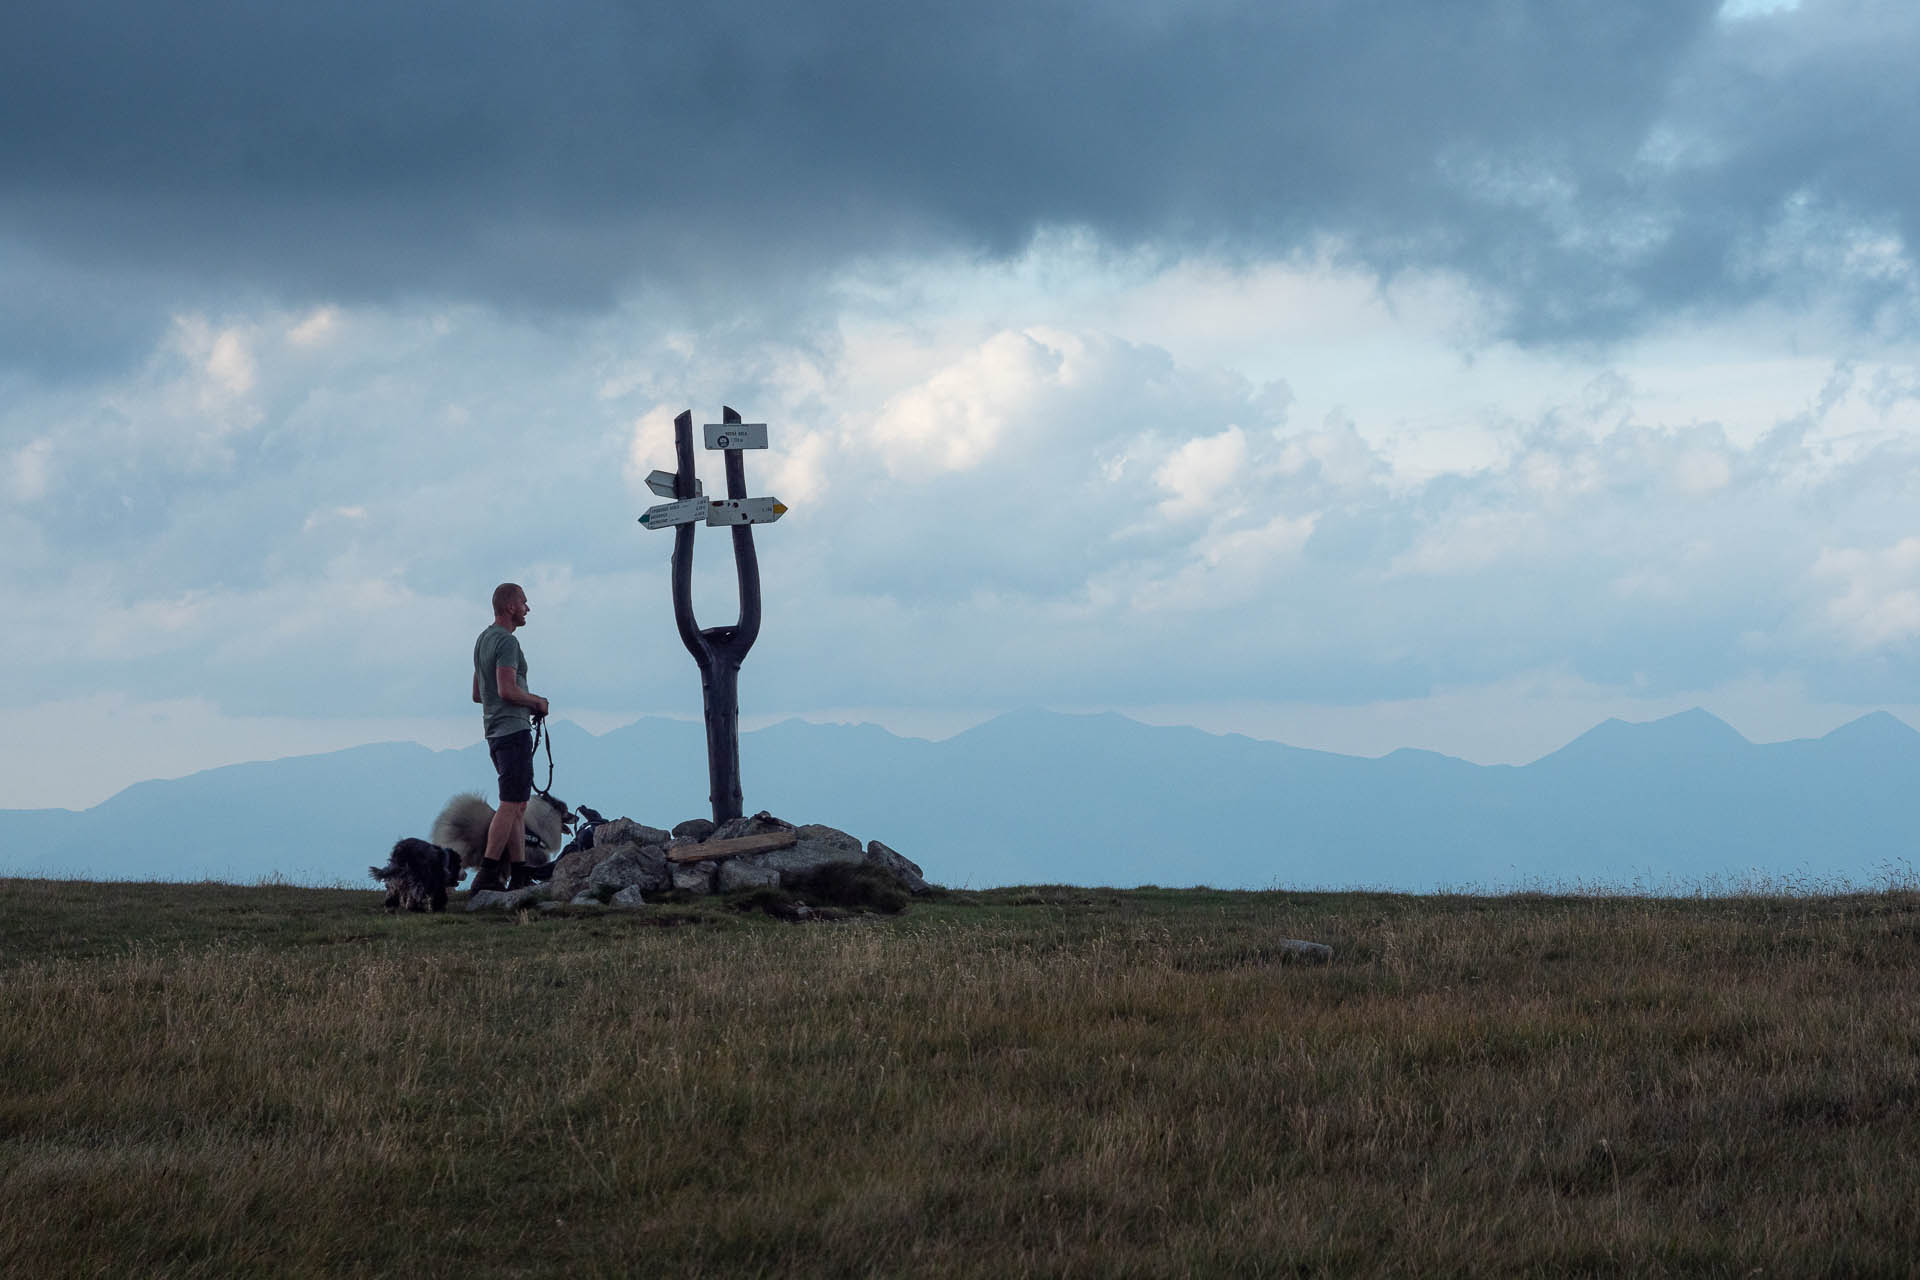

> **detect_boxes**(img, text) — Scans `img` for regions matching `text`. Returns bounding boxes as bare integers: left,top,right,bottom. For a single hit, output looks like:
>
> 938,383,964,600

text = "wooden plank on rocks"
665,829,798,863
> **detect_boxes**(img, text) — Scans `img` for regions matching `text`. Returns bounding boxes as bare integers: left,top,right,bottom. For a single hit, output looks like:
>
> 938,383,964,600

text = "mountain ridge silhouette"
2,708,1913,891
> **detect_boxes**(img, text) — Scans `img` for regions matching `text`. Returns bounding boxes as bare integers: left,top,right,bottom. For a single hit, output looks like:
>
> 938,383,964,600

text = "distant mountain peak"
1533,706,1750,768
1820,710,1920,747
955,707,1137,737
749,717,928,745
1651,706,1747,740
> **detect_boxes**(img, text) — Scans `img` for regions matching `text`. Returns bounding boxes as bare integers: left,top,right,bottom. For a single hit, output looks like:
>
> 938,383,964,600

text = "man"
470,582,550,891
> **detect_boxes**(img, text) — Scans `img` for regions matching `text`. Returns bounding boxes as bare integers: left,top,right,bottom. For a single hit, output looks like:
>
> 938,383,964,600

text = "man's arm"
496,667,550,719
472,672,482,704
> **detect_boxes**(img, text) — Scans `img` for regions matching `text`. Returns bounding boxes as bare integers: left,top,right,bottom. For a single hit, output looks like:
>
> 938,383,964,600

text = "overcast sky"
7,0,1920,809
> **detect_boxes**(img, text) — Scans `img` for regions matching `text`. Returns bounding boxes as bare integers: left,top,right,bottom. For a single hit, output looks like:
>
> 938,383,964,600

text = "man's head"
492,582,530,629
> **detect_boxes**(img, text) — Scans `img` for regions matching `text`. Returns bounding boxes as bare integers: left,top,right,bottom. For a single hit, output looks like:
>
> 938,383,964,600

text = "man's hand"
497,666,548,719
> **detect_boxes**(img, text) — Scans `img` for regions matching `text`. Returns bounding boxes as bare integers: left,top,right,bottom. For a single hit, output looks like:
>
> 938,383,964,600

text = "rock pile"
468,810,930,912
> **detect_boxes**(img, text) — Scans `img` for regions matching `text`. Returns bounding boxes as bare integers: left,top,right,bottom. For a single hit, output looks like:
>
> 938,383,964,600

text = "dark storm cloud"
1663,2,1920,294
1,0,1913,359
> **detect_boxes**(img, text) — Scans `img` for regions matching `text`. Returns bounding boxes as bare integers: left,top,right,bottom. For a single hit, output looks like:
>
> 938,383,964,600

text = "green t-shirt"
475,624,532,739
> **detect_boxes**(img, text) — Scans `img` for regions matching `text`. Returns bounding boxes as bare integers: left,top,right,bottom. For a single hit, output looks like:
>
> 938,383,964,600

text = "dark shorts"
488,729,535,804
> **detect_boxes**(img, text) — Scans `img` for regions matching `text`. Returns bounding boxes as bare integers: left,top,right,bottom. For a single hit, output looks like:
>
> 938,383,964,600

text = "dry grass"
3,878,1919,1276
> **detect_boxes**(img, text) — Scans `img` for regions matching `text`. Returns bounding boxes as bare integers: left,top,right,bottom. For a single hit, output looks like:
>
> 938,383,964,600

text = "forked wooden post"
669,406,764,822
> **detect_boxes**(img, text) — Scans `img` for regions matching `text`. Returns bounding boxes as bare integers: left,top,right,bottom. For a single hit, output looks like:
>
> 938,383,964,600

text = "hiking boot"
507,862,537,891
471,859,508,892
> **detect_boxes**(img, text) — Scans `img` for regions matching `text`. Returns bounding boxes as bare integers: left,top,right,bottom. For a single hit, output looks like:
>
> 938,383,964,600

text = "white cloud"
1134,511,1317,612
624,403,687,497
1719,0,1801,19
767,429,830,505
1154,425,1248,519
203,570,435,665
205,327,256,397
75,313,274,466
301,505,367,532
7,437,53,502
1672,447,1733,494
1515,449,1600,504
862,329,1066,476
1275,417,1381,490
1390,510,1543,578
1812,538,1920,652
75,588,208,661
286,306,342,348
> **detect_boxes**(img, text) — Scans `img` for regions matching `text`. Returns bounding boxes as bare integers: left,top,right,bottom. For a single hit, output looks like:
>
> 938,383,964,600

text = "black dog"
370,838,465,912
521,804,609,885
556,805,607,859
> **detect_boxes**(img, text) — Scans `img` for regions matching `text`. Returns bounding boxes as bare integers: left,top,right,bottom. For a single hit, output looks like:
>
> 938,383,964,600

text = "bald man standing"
469,581,550,892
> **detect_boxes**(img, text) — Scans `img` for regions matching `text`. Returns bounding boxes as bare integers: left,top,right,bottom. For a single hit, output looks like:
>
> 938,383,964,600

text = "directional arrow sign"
703,422,768,451
645,470,703,499
706,497,788,526
637,496,709,529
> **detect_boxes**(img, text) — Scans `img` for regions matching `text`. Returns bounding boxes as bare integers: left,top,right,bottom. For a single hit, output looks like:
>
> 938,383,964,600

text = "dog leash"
531,714,556,800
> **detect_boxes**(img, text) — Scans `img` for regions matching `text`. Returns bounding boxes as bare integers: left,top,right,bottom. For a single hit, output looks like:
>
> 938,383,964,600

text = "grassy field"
3,876,1919,1277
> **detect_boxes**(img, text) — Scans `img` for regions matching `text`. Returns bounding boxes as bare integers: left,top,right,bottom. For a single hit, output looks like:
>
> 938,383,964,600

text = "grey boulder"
671,818,716,843
467,887,543,911
587,844,671,895
1278,939,1334,965
595,818,672,848
865,840,930,894
710,810,797,842
714,859,782,892
716,824,866,889
670,860,715,894
545,845,615,902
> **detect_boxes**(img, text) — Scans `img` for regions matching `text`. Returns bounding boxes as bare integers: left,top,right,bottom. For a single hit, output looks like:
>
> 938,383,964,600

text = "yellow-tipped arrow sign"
707,497,788,526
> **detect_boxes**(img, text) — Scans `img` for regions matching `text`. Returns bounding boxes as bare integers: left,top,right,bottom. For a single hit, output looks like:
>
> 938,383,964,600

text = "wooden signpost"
637,406,790,822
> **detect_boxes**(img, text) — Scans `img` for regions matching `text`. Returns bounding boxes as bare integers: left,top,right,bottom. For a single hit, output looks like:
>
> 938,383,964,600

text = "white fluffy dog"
430,791,574,873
